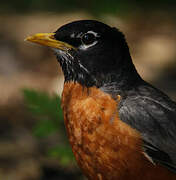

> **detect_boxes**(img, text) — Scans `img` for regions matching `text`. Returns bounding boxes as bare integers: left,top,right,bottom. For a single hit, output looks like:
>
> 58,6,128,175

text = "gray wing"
119,84,176,173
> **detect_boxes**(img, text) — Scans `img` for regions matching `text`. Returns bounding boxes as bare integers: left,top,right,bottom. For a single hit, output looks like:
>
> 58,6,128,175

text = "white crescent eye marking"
70,31,100,50
71,31,100,39
79,31,100,50
79,41,98,50
86,31,100,37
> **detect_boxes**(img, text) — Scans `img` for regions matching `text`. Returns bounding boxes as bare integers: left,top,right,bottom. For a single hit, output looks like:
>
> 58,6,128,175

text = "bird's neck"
99,61,142,97
58,52,142,92
95,52,143,93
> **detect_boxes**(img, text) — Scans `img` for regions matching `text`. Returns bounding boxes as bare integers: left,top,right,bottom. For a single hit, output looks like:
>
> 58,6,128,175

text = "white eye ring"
79,31,100,50
79,40,98,50
86,31,100,37
81,33,96,45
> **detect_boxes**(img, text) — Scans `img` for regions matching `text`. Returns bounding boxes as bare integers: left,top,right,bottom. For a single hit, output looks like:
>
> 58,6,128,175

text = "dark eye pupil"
81,33,95,45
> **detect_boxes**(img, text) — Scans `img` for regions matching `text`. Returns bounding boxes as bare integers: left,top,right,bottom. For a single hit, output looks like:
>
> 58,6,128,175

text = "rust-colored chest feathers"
61,82,175,180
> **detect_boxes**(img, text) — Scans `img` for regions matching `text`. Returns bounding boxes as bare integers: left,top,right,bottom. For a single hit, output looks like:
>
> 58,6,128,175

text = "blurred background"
0,0,176,179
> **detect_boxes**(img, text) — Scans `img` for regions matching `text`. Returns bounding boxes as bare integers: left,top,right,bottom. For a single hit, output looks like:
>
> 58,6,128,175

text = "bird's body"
62,82,176,180
26,20,176,180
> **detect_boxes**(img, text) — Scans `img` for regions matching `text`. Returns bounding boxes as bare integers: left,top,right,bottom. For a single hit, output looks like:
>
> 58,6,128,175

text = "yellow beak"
25,33,76,51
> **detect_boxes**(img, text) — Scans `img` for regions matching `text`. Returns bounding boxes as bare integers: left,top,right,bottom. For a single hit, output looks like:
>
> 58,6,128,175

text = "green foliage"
48,145,76,166
23,89,75,166
23,89,62,121
23,89,63,137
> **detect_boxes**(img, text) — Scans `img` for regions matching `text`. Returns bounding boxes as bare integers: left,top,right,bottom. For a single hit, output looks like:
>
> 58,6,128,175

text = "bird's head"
26,20,138,88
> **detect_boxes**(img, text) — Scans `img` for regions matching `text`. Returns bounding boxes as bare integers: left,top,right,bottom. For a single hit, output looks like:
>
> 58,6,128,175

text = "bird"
26,20,176,180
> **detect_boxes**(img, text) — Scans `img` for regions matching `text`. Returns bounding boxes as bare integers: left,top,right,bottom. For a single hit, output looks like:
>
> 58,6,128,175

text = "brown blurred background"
0,1,176,179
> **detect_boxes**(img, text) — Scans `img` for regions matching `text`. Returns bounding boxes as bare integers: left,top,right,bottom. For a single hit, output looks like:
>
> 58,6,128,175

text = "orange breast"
61,82,176,180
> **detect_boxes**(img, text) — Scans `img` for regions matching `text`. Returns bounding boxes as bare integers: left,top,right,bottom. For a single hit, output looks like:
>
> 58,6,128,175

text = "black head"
27,20,141,88
53,20,140,88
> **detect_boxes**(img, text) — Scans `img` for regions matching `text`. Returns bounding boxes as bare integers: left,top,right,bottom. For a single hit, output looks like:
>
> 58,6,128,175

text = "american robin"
26,20,176,180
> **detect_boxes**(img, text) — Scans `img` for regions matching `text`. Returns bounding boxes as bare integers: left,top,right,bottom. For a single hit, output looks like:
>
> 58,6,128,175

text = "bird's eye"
81,33,96,45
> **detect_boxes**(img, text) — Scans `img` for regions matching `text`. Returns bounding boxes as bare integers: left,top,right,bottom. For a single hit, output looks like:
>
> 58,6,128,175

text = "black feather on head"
53,20,141,88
